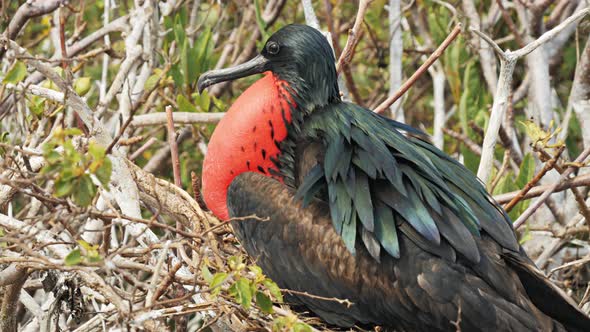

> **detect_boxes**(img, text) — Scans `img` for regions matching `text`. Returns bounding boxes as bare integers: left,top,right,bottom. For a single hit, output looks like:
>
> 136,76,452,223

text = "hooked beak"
197,54,270,93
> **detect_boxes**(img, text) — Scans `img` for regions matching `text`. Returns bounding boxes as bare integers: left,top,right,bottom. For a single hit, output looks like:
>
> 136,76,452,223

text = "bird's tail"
503,252,590,332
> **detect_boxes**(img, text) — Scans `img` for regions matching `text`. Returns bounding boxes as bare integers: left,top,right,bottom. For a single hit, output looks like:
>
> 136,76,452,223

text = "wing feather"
293,102,520,261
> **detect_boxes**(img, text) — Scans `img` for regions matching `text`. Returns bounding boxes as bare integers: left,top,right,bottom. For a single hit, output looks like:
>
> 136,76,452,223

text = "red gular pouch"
202,72,294,220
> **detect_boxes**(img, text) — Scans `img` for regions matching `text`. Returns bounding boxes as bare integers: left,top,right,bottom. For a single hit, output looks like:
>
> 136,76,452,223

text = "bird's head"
198,24,340,109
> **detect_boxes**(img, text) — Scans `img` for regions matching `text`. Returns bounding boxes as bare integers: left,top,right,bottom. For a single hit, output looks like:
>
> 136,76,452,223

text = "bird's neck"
202,73,296,220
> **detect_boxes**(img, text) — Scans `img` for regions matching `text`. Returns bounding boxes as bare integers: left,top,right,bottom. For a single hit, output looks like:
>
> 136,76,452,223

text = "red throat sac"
202,73,294,220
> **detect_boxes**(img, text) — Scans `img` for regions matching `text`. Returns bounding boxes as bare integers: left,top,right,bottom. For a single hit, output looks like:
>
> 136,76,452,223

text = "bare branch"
374,24,461,114
335,0,373,74
0,0,68,60
131,112,225,127
514,145,590,228
472,7,590,184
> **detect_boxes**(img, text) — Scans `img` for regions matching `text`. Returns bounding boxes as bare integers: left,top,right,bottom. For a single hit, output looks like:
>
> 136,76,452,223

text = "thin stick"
166,105,182,188
514,145,590,229
129,137,158,161
59,8,68,69
537,148,590,229
489,149,511,193
494,173,590,204
474,8,590,184
504,146,564,212
374,24,462,114
335,0,373,74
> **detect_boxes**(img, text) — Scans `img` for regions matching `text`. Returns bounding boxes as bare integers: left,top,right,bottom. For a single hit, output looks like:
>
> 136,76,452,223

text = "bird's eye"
266,41,280,55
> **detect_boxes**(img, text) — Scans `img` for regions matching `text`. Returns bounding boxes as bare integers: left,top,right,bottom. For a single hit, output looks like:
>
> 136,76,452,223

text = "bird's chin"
197,54,270,93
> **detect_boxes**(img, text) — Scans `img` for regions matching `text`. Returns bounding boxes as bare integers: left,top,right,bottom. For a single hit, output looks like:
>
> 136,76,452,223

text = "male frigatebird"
197,24,590,331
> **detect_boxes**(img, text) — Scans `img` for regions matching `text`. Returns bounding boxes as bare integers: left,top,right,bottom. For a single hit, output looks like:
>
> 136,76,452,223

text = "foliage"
65,240,103,266
202,255,284,314
41,127,112,206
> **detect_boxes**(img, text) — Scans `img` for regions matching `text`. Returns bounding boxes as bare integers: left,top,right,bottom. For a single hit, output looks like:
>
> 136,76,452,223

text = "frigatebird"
197,24,590,331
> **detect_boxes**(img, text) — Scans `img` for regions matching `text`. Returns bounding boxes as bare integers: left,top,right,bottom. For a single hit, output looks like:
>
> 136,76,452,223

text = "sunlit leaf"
177,94,196,113
256,291,273,313
74,77,92,96
65,249,82,266
201,265,213,284
263,279,283,302
3,61,27,84
209,272,228,291
144,74,160,91
95,157,112,187
293,323,313,332
235,277,253,309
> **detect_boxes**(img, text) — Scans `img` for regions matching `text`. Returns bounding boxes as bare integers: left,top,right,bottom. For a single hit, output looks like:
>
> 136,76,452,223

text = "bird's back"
227,103,590,331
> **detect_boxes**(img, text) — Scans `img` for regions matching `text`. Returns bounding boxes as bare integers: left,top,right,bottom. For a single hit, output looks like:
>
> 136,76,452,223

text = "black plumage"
198,24,590,331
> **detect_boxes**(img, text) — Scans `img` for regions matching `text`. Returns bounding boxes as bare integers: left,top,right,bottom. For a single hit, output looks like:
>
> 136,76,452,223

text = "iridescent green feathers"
294,103,519,263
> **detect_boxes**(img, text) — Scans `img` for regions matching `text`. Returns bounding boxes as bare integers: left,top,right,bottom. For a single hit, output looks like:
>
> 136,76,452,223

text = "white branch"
462,0,498,95
130,112,225,127
5,83,64,103
388,0,404,121
513,7,590,58
473,6,590,184
301,0,320,30
431,69,446,149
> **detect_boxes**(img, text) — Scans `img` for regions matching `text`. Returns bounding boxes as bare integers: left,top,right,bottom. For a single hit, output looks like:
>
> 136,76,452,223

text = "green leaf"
177,94,197,113
293,323,313,332
519,225,532,244
249,265,263,278
54,178,74,197
201,265,213,284
181,39,190,88
95,157,112,187
457,63,473,134
255,291,273,314
76,239,95,251
86,254,103,263
170,63,184,87
72,175,96,206
173,15,186,45
460,146,479,175
187,44,200,85
272,317,289,331
516,153,535,188
263,279,283,302
194,28,212,75
3,61,27,84
45,150,61,164
0,228,6,248
74,77,92,96
88,141,106,160
209,272,228,290
198,90,211,111
253,0,269,39
65,249,82,266
28,96,46,116
144,74,160,91
228,255,245,271
235,277,253,309
493,171,517,195
63,128,84,137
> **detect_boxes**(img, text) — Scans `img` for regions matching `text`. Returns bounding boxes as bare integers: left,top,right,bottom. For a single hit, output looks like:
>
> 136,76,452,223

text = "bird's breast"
202,72,294,220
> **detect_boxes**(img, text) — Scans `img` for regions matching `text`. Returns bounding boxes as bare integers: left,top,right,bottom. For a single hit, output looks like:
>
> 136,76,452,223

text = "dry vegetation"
1,0,590,331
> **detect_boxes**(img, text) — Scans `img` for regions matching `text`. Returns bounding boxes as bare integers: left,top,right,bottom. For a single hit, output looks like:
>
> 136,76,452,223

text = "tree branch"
374,24,461,114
